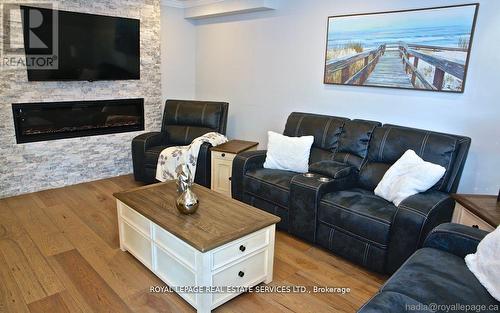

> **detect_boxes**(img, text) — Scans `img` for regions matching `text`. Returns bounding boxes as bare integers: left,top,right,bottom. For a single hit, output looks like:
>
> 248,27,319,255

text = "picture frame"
323,4,479,93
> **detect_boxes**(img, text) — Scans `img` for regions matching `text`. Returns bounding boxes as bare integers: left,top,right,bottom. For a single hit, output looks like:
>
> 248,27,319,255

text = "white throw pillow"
263,131,314,173
465,226,500,302
374,150,446,206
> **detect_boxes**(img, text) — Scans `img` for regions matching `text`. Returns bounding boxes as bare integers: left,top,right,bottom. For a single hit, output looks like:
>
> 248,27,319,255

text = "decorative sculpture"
175,164,199,214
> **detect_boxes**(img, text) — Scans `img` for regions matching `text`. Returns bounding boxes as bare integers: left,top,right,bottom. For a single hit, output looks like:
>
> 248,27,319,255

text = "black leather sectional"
232,112,471,274
358,223,499,312
132,100,228,187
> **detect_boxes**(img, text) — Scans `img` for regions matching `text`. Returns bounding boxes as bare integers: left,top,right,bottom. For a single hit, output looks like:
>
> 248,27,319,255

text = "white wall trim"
185,0,277,19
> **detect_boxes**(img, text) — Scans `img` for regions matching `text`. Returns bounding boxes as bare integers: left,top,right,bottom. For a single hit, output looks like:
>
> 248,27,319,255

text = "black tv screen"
21,6,140,81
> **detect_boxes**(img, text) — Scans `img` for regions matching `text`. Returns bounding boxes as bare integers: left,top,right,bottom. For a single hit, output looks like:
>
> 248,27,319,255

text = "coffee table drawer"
212,228,269,270
212,250,267,304
120,203,151,236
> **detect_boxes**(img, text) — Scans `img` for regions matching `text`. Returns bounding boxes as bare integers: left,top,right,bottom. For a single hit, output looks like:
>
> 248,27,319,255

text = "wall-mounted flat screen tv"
21,6,140,81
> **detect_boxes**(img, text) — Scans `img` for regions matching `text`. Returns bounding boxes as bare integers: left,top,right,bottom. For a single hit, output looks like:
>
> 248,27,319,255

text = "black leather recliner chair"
232,112,471,274
132,99,228,187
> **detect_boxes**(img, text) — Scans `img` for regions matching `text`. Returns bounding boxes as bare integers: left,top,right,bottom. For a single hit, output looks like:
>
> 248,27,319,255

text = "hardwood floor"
0,175,385,313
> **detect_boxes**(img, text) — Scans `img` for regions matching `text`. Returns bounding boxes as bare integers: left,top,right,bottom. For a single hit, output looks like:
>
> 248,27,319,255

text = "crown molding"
184,0,277,20
161,0,225,9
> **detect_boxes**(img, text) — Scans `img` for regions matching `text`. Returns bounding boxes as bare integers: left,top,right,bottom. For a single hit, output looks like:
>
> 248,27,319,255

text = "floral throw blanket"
155,132,228,182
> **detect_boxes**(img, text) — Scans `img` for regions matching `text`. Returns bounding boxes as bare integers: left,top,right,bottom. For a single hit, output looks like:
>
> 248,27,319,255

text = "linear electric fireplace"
12,98,144,143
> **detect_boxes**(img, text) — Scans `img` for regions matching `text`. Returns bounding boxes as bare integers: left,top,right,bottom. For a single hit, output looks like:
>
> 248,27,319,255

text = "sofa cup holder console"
302,172,333,183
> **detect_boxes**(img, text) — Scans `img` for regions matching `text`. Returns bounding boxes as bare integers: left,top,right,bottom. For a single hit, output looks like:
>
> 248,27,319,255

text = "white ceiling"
161,0,225,8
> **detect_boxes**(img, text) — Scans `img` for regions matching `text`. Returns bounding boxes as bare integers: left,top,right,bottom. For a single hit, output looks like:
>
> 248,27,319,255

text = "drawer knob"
221,153,226,157
239,245,246,252
229,177,232,181
472,224,479,229
238,271,245,277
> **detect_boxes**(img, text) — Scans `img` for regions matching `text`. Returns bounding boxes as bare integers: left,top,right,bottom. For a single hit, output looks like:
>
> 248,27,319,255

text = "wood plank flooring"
0,175,385,313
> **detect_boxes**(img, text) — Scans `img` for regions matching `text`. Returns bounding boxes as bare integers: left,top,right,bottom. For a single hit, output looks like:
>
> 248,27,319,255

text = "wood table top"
114,182,280,252
452,194,500,227
210,140,258,154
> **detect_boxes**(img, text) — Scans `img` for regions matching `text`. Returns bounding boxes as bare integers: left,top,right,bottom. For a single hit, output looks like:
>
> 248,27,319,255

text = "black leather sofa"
358,223,499,312
132,99,228,187
232,112,471,273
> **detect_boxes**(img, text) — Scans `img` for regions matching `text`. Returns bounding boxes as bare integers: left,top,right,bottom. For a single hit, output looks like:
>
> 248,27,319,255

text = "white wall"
161,5,197,102
192,0,500,194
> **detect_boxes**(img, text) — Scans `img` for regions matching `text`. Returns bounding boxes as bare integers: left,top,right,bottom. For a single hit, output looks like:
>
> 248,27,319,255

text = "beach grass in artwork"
324,4,478,92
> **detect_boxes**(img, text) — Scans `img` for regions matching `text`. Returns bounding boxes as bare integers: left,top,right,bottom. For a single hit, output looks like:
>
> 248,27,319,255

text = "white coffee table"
114,182,280,313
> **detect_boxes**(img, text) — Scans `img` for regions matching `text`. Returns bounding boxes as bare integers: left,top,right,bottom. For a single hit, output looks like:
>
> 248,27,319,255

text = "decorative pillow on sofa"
263,131,314,173
374,149,445,206
465,225,500,301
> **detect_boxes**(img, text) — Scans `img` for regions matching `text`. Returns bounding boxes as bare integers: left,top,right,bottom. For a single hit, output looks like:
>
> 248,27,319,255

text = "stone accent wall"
0,0,162,198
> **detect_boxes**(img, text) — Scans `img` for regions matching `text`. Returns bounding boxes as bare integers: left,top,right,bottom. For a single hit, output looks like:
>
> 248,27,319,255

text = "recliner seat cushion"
381,248,498,307
319,188,398,246
243,168,296,208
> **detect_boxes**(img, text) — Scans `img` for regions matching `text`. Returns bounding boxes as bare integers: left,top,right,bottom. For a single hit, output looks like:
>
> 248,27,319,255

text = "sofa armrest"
289,171,358,242
231,150,267,200
386,190,455,273
131,132,164,181
423,223,488,258
132,132,164,150
193,142,213,188
357,291,433,313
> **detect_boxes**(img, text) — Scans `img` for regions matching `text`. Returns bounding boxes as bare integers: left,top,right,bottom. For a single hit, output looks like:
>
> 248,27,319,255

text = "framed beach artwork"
323,4,479,93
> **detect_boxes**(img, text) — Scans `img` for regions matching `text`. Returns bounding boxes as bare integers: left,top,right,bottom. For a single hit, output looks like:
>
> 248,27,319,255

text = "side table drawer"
212,228,269,270
212,151,236,161
459,207,495,231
